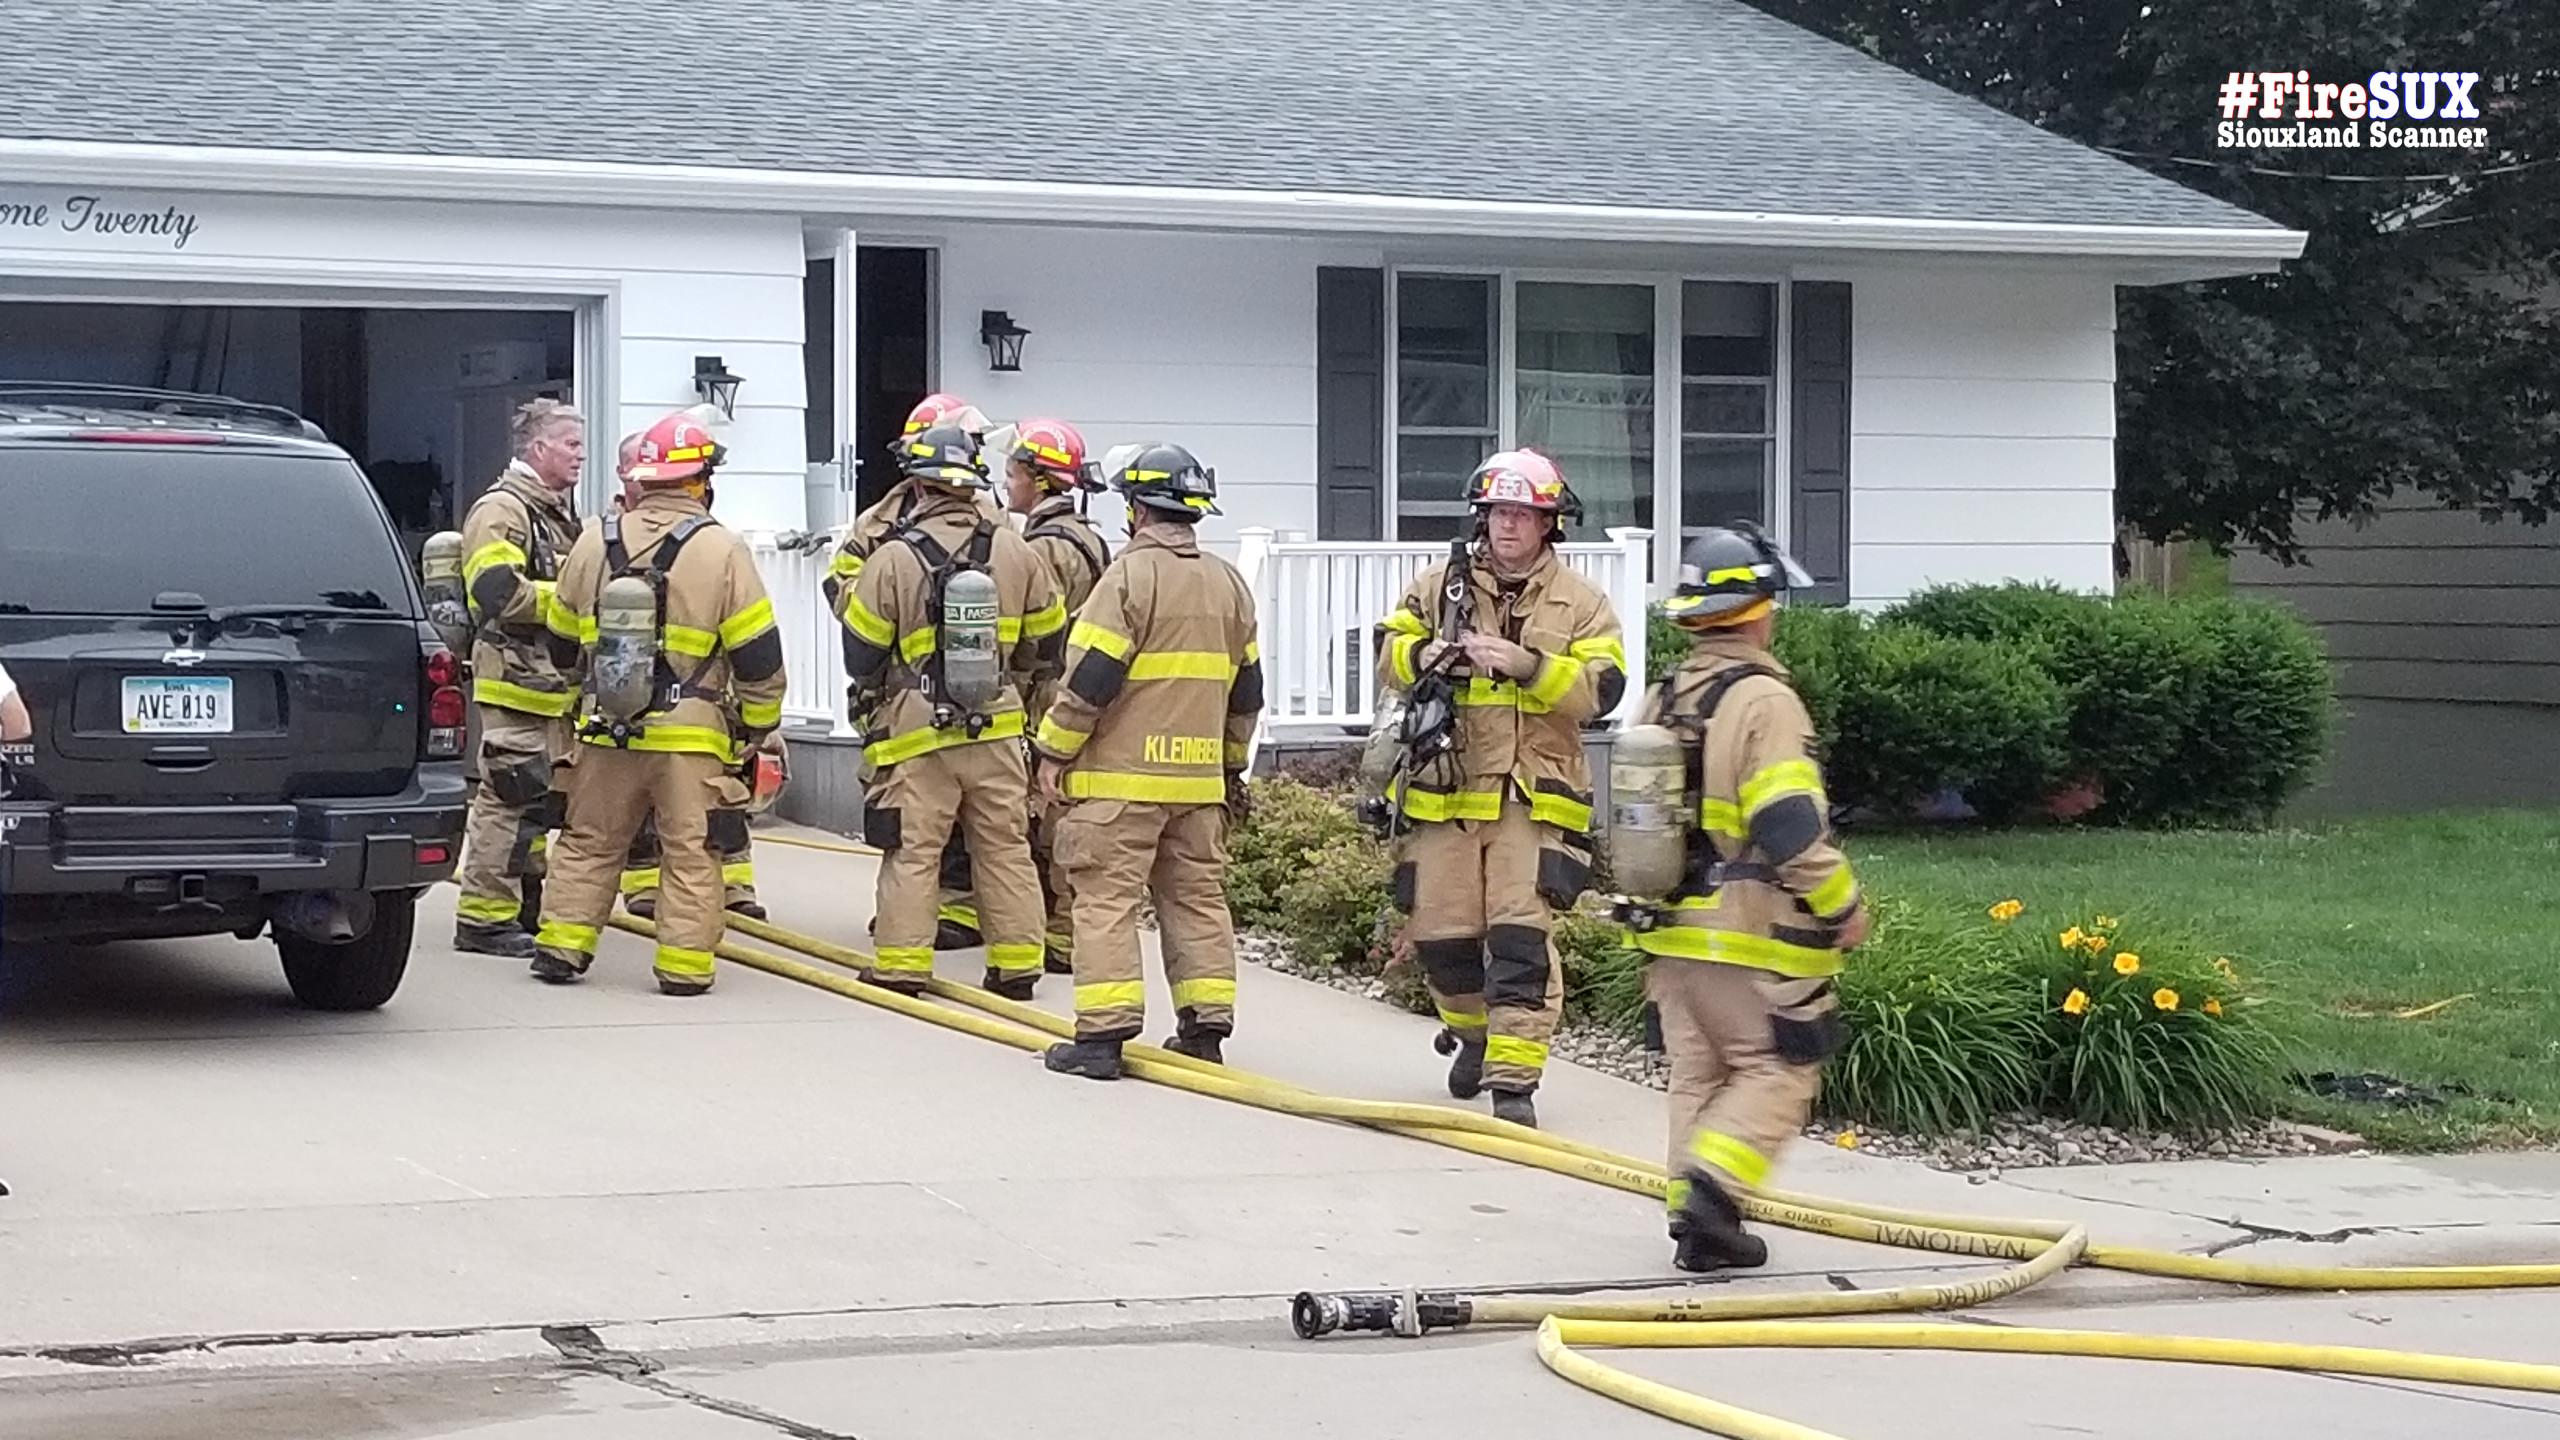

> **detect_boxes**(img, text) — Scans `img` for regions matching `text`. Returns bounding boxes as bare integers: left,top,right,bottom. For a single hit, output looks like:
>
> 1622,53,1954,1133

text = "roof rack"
0,382,329,440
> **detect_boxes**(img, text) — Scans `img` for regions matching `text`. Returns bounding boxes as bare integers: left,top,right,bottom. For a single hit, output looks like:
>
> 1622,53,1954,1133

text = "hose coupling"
1290,1288,1472,1340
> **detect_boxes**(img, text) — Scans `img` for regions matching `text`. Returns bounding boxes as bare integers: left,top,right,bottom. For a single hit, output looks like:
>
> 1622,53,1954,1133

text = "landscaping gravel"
1244,932,2360,1172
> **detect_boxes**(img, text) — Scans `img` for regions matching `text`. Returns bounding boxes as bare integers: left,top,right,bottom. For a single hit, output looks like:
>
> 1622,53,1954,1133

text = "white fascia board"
0,137,2310,267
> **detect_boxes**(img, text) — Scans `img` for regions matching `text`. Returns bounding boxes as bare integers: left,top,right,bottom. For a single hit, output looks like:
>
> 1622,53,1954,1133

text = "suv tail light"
423,646,467,758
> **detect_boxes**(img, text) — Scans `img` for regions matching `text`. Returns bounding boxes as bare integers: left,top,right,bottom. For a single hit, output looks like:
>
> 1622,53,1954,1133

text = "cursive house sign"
0,193,201,250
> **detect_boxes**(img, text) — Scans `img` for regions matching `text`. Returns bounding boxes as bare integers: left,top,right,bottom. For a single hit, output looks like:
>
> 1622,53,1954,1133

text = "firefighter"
1033,443,1261,1080
452,398,587,958
528,409,788,996
1370,451,1627,1129
826,393,999,947
838,421,1066,999
959,417,1110,974
1626,523,1870,1272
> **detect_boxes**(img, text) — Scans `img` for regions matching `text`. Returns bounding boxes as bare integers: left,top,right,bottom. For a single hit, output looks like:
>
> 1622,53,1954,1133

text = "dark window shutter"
1789,281,1851,605
1316,267,1385,540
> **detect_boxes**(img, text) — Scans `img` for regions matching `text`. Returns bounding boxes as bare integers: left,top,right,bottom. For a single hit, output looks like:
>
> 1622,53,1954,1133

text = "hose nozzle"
1290,1289,1472,1340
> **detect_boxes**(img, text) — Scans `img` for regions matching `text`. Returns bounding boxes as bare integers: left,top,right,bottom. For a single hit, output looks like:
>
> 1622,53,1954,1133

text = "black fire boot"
1163,1011,1229,1065
983,968,1040,1002
863,969,931,997
728,898,768,921
528,949,586,985
623,894,657,920
519,874,545,928
1043,944,1075,975
934,918,984,950
1490,1087,1539,1129
1438,1026,1488,1099
1670,1170,1769,1273
1044,1038,1125,1080
455,922,536,959
657,976,712,998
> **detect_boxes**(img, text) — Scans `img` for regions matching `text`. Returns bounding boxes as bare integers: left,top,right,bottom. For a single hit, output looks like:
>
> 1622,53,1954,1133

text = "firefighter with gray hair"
1608,521,1869,1273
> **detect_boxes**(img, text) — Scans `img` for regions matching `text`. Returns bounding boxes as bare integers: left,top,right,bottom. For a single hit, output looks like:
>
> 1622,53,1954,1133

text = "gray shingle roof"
0,0,2282,233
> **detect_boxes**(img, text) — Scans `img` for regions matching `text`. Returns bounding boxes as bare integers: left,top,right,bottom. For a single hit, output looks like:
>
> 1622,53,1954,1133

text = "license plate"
123,676,234,734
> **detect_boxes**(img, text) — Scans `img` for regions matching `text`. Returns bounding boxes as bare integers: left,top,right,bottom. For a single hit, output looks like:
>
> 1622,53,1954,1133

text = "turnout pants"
533,745,729,993
624,803,757,911
1648,957,1833,1214
1394,799,1571,1093
935,793,1077,961
457,707,568,931
866,739,1047,984
1055,800,1235,1042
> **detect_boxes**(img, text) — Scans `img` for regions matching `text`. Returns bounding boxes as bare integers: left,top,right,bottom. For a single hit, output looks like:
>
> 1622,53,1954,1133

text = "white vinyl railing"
1235,526,1652,739
745,523,1654,756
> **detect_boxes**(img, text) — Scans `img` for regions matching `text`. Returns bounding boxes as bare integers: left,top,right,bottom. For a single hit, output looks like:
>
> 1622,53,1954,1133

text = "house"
0,0,2303,807
2232,499,2560,816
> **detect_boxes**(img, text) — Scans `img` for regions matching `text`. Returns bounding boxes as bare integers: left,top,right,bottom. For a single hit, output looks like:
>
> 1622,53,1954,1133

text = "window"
1517,282,1654,539
1393,275,1497,542
1680,281,1777,542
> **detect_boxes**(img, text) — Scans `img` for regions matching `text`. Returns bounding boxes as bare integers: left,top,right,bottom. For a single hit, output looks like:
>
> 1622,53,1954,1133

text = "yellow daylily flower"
2113,952,2142,975
2061,988,2091,1016
2204,998,2225,1018
2153,988,2181,1012
2060,926,2087,951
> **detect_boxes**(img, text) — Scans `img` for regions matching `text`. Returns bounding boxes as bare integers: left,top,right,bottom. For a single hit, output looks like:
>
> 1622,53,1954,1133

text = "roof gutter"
0,137,2308,265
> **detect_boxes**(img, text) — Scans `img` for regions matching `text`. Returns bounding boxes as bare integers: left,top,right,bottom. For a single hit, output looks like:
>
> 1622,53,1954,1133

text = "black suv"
0,383,467,1009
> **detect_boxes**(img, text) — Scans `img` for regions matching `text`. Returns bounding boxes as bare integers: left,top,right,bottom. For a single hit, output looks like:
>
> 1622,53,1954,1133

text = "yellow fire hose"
606,897,2560,1438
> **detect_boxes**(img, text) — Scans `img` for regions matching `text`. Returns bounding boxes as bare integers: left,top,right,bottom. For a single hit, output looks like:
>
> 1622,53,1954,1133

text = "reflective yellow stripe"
1740,759,1826,817
938,903,980,929
829,550,864,580
1127,652,1238,682
898,627,937,663
1172,977,1236,1009
1456,677,1519,706
840,593,895,648
655,945,715,978
1064,771,1228,804
1069,620,1134,661
988,943,1046,974
1438,1008,1488,1031
1569,635,1628,670
865,709,1026,766
1076,981,1146,1011
473,677,575,716
530,578,557,611
1528,788,1593,833
620,867,661,894
721,861,756,886
1485,1034,1550,1071
1701,797,1747,842
457,894,521,923
534,919,598,954
1378,607,1430,638
462,539,527,584
1034,713,1091,759
1689,1129,1773,1189
1387,633,1422,687
663,623,719,658
1023,596,1068,639
873,946,935,974
1632,923,1844,978
1223,739,1252,767
739,698,782,729
528,834,548,856
1243,641,1260,663
719,597,776,649
544,591,588,642
1806,866,1859,920
1392,782,1505,823
580,723,744,762
1523,652,1582,708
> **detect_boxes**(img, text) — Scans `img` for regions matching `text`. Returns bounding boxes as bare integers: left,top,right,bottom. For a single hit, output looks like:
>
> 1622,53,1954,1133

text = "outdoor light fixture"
979,310,1030,373
692,355,745,417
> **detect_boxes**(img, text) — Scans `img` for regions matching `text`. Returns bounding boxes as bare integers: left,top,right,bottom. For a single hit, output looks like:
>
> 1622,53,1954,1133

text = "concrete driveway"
2,823,2556,1438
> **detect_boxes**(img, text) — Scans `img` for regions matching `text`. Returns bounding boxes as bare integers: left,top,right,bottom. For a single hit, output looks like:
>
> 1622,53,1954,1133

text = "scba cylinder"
1607,723,1691,900
592,575,661,723
940,567,1002,712
419,531,473,654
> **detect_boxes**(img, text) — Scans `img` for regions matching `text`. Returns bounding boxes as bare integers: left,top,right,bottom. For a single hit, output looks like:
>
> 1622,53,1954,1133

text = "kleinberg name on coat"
0,193,202,250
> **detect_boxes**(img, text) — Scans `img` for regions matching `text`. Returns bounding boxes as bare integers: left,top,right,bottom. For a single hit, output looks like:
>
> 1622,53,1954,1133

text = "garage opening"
0,301,577,559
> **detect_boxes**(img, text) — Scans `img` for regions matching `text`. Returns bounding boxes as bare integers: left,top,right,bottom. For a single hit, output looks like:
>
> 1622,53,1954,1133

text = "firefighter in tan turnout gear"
452,399,587,958
1612,522,1869,1273
1370,451,1627,1129
1033,443,1262,1081
528,409,788,995
837,422,1066,999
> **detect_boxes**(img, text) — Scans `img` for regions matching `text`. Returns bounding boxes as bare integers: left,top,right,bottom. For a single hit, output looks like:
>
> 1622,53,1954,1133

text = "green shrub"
1557,910,1646,1029
1770,604,1863,757
1227,777,1371,930
2166,598,2335,826
1824,900,2049,1134
1822,626,2068,821
1646,608,1694,678
1270,838,1396,970
2021,907,2285,1132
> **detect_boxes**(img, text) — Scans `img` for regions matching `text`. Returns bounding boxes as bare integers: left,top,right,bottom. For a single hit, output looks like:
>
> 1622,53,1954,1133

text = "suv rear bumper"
0,764,467,897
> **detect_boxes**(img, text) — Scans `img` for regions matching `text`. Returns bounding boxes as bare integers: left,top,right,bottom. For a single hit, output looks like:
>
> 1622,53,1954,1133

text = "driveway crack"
541,1324,856,1439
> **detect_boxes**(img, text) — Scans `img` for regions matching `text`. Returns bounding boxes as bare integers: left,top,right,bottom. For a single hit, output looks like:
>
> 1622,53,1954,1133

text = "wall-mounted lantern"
692,354,745,418
978,310,1030,373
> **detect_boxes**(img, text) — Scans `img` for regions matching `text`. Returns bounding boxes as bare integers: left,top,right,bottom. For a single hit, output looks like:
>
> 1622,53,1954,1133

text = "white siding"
0,183,810,531
1835,267,2119,605
930,222,1378,556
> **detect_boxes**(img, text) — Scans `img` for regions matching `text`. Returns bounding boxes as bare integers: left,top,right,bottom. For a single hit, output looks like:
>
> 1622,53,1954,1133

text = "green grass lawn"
1851,810,2560,1151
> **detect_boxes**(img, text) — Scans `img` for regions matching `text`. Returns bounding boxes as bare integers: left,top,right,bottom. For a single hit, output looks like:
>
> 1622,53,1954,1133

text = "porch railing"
744,523,1655,760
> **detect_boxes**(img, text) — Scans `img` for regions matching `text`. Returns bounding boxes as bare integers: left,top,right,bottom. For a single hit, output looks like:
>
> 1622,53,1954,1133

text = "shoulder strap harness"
585,510,722,745
883,514,1000,728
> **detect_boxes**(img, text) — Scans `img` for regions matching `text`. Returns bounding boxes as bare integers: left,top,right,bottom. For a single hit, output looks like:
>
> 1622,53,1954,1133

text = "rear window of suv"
0,445,418,616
